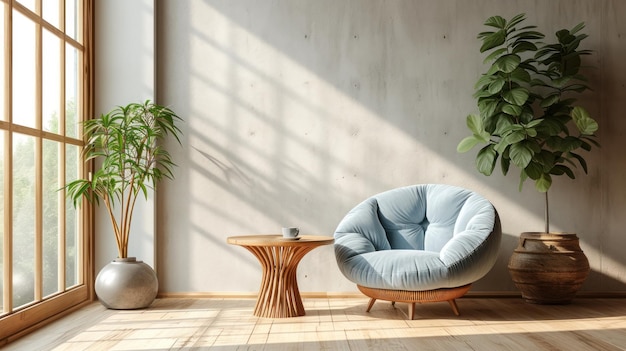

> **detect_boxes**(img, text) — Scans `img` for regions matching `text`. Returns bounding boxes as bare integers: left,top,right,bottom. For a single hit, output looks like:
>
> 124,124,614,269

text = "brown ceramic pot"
508,232,590,304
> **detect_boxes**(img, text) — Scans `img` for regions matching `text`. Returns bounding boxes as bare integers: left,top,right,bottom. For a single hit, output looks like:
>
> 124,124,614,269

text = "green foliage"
458,14,599,194
64,101,183,258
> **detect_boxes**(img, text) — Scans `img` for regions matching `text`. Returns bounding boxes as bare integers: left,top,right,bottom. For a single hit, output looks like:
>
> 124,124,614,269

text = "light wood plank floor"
3,297,626,350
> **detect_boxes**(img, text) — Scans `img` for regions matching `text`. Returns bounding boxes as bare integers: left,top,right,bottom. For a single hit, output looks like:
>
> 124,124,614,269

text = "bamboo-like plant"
457,14,599,232
65,100,183,258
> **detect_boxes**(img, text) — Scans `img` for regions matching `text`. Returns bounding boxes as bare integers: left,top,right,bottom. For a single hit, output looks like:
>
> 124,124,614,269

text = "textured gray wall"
154,0,625,294
95,0,156,272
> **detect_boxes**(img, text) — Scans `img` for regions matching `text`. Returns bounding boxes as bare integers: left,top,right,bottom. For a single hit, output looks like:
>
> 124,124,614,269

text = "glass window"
42,139,60,297
43,0,61,29
43,29,62,134
12,133,36,309
0,0,90,338
65,144,79,288
65,45,79,138
12,11,37,128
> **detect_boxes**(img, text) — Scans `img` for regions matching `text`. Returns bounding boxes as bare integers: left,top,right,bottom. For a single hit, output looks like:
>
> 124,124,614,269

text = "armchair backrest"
335,184,496,253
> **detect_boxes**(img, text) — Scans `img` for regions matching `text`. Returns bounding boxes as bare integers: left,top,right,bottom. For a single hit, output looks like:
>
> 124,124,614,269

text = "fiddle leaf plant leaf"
495,54,522,73
505,13,527,30
488,77,507,94
475,74,495,90
466,114,491,141
540,94,561,108
518,169,529,191
551,164,576,179
535,173,552,192
480,29,506,52
484,15,507,29
457,136,481,153
503,88,529,106
525,161,543,180
458,114,491,152
483,47,509,63
512,40,538,54
571,106,599,135
476,144,498,176
569,152,589,173
502,104,523,116
509,140,535,168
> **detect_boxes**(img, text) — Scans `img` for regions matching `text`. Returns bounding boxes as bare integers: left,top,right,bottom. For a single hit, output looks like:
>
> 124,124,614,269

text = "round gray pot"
95,257,158,309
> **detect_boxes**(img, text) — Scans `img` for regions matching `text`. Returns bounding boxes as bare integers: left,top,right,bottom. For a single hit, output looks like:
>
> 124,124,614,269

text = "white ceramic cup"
282,227,300,238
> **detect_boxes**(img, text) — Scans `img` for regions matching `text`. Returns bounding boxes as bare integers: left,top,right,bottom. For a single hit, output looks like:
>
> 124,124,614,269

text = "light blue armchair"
334,184,501,319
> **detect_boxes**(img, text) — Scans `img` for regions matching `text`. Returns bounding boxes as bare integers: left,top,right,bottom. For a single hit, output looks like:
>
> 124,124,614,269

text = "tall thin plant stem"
545,191,550,233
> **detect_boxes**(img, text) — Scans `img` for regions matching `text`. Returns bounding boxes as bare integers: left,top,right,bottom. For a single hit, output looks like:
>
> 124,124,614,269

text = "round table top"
227,234,334,247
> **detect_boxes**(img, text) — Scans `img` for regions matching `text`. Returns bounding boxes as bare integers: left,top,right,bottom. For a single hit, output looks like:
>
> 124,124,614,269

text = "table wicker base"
357,284,472,319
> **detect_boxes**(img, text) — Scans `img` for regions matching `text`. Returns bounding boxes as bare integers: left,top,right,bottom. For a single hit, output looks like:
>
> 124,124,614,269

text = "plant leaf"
484,16,507,29
483,47,509,63
551,164,576,179
535,173,552,192
476,144,498,176
510,140,534,168
512,40,538,54
502,104,522,116
569,152,589,173
488,78,506,94
509,67,531,84
480,29,506,52
503,88,529,106
571,106,599,135
495,54,521,73
475,74,494,90
505,13,527,30
519,169,528,191
525,161,543,180
457,136,481,153
540,94,560,108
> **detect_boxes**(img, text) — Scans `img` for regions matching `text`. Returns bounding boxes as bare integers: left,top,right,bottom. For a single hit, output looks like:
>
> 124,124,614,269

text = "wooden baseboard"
158,291,626,299
157,291,366,299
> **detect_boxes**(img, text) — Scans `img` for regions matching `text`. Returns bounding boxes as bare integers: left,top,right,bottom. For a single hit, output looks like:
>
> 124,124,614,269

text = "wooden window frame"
0,0,93,344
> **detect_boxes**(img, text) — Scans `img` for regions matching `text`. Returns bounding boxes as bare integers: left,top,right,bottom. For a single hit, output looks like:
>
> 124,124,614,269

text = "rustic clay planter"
508,232,590,304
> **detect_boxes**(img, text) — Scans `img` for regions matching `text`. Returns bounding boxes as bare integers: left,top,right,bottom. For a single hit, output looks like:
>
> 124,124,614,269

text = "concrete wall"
153,0,626,294
94,0,156,271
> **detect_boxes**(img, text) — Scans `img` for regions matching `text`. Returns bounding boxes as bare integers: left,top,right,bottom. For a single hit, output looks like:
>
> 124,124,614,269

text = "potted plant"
65,100,183,309
457,14,599,304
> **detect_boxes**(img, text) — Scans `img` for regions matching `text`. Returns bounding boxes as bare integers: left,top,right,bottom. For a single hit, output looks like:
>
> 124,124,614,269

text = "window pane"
12,133,35,308
0,5,5,122
43,0,61,29
16,0,36,14
65,144,79,287
0,132,4,312
65,0,77,41
12,10,37,128
43,29,61,134
65,45,78,138
42,139,59,297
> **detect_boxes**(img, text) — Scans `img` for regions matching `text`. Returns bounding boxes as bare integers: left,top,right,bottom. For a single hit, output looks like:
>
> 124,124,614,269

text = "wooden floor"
3,297,626,350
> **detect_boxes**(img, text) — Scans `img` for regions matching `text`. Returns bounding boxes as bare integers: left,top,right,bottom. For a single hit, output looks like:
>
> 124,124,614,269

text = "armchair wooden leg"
448,299,460,316
405,302,416,320
366,298,377,312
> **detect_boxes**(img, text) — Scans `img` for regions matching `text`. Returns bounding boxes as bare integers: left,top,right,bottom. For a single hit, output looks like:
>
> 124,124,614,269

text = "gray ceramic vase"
95,257,158,309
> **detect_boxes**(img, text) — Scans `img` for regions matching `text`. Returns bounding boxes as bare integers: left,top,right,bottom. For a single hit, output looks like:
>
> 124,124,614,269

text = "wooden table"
227,234,334,318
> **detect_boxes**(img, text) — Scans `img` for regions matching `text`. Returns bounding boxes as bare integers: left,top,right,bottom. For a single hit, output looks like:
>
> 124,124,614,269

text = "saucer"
280,236,301,241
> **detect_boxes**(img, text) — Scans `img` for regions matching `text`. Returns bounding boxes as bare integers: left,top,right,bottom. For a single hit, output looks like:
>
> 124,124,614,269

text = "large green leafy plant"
66,101,183,258
457,14,599,232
